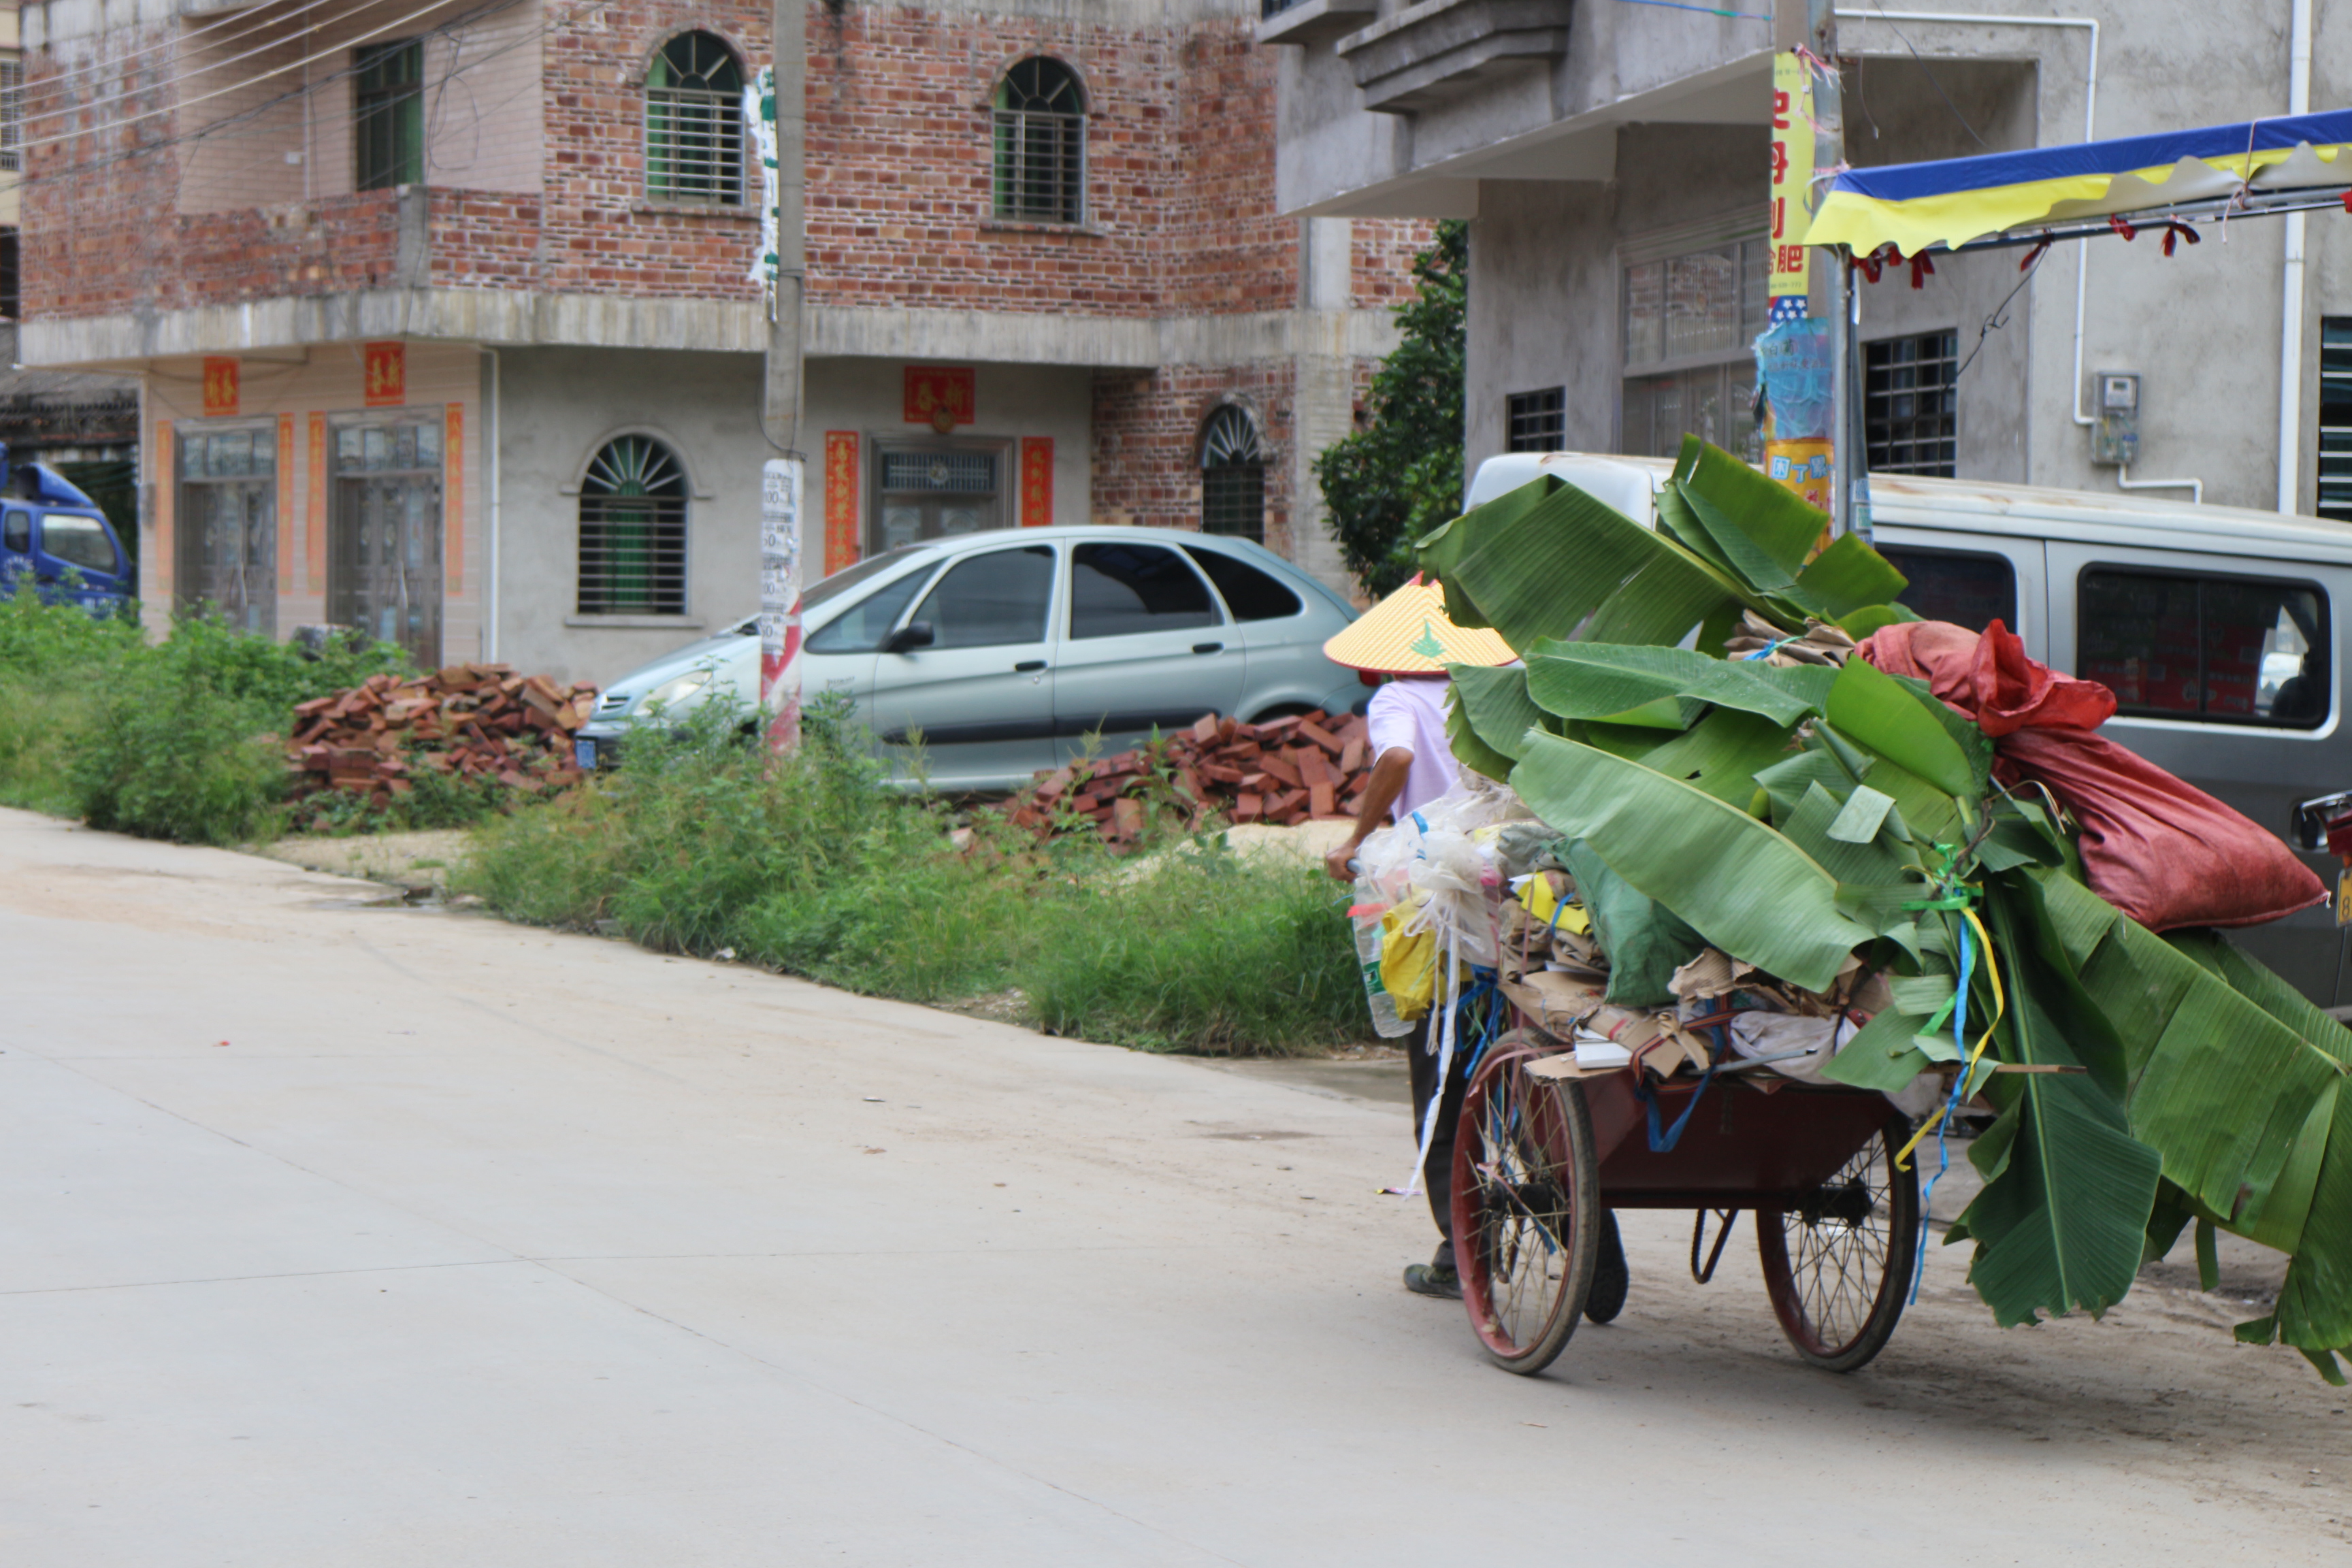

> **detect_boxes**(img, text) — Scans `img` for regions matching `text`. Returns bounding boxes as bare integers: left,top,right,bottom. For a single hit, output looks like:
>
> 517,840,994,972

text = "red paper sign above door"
202,358,240,417
364,341,407,408
903,365,975,432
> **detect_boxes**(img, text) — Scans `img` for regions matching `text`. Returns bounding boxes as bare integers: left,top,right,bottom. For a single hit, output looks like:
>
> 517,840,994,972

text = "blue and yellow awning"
1803,108,2352,256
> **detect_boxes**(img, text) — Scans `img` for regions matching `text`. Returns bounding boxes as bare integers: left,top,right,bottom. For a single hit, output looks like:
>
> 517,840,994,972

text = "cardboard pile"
287,664,598,808
1005,708,1375,841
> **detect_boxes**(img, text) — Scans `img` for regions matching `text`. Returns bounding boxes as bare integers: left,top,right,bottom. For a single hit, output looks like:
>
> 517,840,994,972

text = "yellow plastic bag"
1515,871,1590,936
1380,904,1439,1022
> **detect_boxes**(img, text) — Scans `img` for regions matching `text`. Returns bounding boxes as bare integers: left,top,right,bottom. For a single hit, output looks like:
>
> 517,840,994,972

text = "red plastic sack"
1859,619,2325,932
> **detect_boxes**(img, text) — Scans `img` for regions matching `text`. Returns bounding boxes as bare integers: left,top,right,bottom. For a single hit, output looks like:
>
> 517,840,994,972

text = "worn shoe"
1584,1210,1629,1324
1404,1260,1463,1298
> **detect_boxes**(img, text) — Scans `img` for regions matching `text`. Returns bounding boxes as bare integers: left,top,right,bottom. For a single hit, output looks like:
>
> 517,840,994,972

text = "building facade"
1267,1,2344,520
19,0,1424,681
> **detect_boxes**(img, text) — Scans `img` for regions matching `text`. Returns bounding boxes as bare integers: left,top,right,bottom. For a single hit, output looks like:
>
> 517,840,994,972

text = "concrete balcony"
1334,0,1571,115
1258,0,1379,47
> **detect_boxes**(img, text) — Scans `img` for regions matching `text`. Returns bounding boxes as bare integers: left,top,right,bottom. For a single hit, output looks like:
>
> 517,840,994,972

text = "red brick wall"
1352,218,1438,310
1092,363,1298,553
25,6,1319,323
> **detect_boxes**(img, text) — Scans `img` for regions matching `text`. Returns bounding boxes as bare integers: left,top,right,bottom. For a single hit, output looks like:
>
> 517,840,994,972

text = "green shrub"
459,695,1366,1054
71,663,286,846
1016,847,1365,1054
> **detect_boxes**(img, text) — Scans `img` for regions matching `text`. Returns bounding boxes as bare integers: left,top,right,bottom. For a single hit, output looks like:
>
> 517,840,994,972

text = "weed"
458,692,1367,1055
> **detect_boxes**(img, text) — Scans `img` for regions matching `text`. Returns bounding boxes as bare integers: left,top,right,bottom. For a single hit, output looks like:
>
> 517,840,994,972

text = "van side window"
2,510,26,554
2078,568,2329,728
1876,545,2016,631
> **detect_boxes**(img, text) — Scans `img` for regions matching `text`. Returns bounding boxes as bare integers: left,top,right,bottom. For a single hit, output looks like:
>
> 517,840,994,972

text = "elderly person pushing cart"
1320,578,1629,1305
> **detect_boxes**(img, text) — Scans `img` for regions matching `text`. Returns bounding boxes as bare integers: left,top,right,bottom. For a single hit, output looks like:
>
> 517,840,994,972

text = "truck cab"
0,457,133,616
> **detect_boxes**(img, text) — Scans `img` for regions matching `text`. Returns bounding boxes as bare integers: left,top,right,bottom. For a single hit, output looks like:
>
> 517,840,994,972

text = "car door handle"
1014,659,1047,672
1192,642,1224,655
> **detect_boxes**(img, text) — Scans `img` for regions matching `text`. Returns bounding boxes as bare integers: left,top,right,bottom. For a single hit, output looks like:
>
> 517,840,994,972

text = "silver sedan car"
575,526,1365,791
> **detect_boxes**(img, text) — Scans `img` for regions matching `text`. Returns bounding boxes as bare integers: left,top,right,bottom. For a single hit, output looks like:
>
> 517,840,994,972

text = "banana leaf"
1420,478,1772,653
1671,435,1829,578
1608,707,1801,804
1560,839,1705,1007
1416,475,1558,630
1511,730,1878,992
1522,642,1833,727
1447,663,1548,765
1953,874,2163,1325
1825,655,1992,800
1794,532,1912,619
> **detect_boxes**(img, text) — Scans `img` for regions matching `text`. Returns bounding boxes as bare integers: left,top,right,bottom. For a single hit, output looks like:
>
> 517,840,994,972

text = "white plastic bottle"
1351,883,1414,1038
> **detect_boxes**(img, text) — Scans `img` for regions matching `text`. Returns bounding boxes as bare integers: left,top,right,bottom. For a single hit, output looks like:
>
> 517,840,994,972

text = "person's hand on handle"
1325,746,1414,883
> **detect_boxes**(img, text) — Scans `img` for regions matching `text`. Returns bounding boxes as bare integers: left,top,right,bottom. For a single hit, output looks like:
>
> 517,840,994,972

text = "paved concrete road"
3,808,2347,1567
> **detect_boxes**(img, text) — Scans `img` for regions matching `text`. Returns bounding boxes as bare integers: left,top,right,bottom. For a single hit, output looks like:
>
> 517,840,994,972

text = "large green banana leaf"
1510,730,1877,992
1522,642,1834,727
1447,663,1549,765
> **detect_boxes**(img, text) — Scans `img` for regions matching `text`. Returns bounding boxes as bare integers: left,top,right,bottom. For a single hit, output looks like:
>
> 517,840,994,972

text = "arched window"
646,31,743,204
1200,406,1264,543
993,57,1085,225
578,436,688,615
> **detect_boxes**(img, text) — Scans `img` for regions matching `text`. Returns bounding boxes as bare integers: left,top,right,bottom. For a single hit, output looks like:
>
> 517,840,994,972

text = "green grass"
458,696,1369,1056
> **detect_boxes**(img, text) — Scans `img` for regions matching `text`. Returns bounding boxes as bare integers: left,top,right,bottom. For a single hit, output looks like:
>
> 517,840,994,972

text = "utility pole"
758,0,809,751
1806,0,1860,541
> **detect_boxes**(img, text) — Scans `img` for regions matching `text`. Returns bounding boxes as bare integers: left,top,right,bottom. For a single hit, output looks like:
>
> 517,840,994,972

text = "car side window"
1184,545,1302,622
1069,542,1219,640
804,566,933,653
2078,566,2329,728
2,510,27,555
909,545,1055,649
1876,545,2016,631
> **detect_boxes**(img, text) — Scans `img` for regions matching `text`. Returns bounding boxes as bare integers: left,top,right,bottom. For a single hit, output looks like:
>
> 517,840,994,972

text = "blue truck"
0,446,133,615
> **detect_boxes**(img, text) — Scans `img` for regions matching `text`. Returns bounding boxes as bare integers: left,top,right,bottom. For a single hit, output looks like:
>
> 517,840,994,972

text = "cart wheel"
1755,1113,1919,1373
1449,1036,1599,1375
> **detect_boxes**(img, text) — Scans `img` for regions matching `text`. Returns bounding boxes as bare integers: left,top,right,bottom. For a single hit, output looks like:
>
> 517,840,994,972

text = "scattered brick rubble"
1003,709,1374,843
286,664,598,810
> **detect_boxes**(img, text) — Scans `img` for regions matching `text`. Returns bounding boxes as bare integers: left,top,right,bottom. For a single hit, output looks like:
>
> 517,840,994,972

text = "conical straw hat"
1321,576,1517,674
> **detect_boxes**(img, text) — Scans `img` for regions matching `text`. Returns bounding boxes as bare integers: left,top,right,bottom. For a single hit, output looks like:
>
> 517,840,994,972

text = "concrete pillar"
1292,216,1360,598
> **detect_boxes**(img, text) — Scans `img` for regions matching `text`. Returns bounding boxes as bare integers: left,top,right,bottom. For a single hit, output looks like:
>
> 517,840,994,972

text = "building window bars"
0,61,22,174
1864,329,1959,477
1507,388,1565,453
354,40,424,191
1200,406,1265,543
993,58,1085,225
2317,318,2352,523
646,32,745,205
578,436,689,615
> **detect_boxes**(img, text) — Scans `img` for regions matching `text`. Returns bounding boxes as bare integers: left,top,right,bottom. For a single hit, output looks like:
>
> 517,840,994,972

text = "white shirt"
1365,675,1459,821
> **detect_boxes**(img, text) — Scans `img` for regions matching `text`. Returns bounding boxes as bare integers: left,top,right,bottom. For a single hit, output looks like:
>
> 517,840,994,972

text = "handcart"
1449,1008,1919,1377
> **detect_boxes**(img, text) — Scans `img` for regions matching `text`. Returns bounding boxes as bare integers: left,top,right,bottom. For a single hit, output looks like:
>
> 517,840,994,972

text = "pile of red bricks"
1006,708,1375,842
286,665,598,808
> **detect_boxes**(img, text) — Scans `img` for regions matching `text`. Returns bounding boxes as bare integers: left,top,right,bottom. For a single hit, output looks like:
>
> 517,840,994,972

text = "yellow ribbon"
1893,906,2009,1172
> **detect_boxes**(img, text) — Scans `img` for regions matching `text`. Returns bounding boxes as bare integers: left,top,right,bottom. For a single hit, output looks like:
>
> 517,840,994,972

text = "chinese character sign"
903,366,975,429
1769,51,1815,308
759,457,805,753
364,341,407,408
823,431,860,575
1019,438,1054,527
202,358,240,417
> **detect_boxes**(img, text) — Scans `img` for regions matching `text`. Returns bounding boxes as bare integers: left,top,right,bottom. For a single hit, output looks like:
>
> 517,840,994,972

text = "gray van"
1465,453,2352,1003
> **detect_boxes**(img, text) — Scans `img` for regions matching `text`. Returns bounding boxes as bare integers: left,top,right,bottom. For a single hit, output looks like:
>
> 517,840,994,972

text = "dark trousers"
1407,1011,1469,1248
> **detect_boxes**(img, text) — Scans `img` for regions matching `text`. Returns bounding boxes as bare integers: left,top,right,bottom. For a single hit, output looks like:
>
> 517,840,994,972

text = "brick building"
18,0,1422,679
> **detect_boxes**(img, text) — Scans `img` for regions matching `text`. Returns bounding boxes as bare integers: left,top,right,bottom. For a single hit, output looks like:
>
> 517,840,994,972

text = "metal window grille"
354,40,423,191
881,451,996,493
993,59,1085,225
1864,329,1959,476
1200,406,1264,542
2317,318,2352,522
578,436,689,615
646,32,744,205
0,62,22,174
1507,388,1565,452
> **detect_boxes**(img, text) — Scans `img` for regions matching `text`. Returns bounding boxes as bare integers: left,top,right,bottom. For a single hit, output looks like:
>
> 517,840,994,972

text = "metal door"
868,542,1060,787
328,420,442,666
176,425,277,635
1051,538,1243,756
870,446,1002,555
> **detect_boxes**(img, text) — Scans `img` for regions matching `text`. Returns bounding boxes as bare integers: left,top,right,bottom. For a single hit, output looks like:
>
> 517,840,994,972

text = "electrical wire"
1952,240,2048,382
1862,0,1987,148
30,0,348,94
10,0,548,193
18,0,511,153
18,0,404,135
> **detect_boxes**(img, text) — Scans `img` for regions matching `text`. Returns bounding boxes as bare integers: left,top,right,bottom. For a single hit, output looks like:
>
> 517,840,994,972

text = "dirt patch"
256,828,474,891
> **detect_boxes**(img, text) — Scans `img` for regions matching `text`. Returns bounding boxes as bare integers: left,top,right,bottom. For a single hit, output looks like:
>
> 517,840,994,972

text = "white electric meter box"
2093,371,2141,466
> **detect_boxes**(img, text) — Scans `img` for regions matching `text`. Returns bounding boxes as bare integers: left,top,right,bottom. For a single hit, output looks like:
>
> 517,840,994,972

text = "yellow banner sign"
1769,51,1814,300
